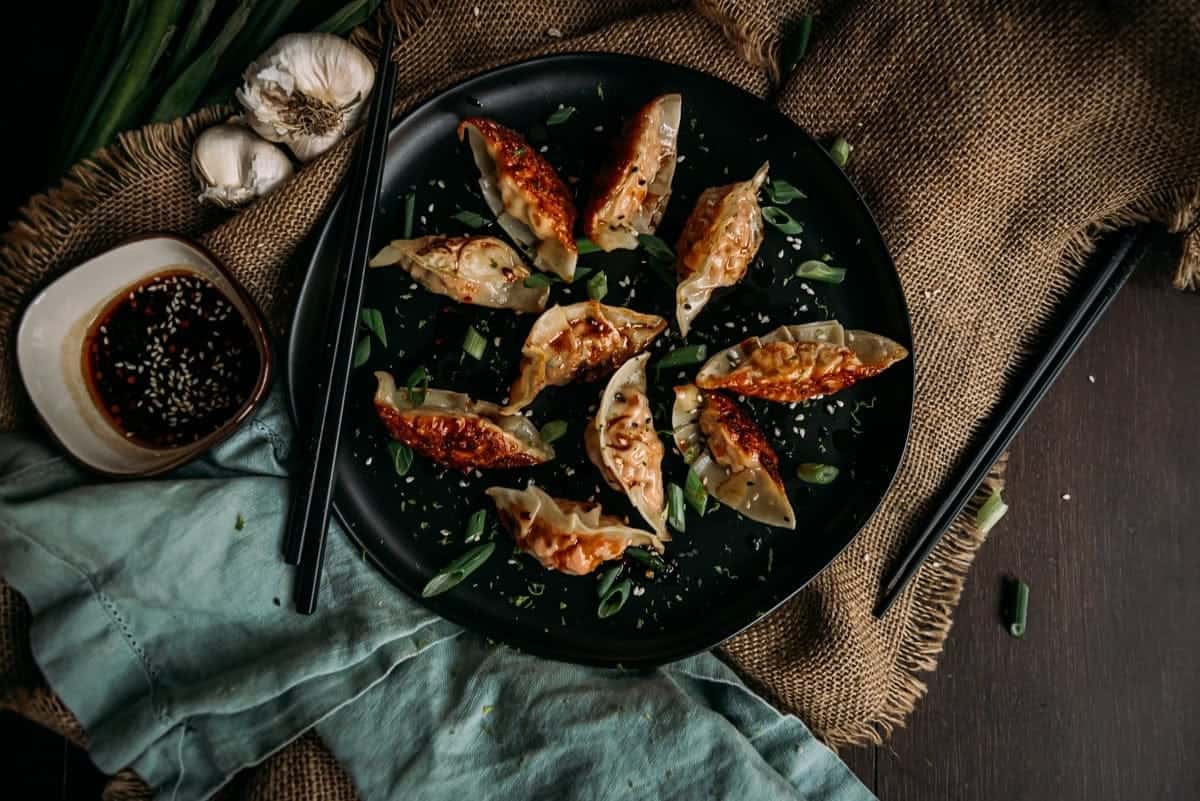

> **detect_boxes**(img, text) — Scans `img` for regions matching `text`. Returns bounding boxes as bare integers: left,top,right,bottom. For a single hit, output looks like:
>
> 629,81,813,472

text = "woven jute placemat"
2,1,1198,798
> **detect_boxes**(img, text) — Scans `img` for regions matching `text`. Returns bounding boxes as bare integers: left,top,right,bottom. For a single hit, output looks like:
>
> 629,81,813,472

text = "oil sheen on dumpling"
672,384,795,529
674,162,769,337
369,235,550,313
583,93,682,251
584,353,668,538
505,300,667,411
373,372,554,470
696,321,909,402
487,483,664,575
457,117,578,281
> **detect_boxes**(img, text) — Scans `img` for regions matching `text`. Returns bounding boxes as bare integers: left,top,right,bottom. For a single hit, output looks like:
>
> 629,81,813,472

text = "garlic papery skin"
192,124,294,208
236,33,376,162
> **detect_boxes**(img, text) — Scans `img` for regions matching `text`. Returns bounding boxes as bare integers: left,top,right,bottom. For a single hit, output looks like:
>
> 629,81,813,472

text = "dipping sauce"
83,269,261,449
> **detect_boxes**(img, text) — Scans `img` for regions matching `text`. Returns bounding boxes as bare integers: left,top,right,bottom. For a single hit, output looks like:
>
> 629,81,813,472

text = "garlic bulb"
236,33,376,162
192,124,294,208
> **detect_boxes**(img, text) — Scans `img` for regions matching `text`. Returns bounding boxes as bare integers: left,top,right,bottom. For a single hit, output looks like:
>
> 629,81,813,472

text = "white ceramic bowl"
16,235,272,476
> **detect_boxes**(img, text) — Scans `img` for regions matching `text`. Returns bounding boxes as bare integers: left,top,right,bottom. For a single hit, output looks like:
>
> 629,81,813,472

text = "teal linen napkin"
0,388,874,801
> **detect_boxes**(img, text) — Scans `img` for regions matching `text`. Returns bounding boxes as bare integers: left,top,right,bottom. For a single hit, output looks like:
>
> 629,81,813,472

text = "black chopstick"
285,22,397,614
873,226,1148,617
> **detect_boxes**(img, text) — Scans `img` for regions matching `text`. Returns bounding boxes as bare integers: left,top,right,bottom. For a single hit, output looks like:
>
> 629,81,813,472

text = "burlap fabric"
2,1,1198,798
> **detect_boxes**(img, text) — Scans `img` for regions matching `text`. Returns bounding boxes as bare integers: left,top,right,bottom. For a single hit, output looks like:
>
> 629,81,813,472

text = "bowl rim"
15,232,274,479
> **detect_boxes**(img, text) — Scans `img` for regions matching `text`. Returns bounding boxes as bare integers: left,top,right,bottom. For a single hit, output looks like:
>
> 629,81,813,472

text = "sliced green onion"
667,483,686,532
597,564,623,598
452,210,488,228
576,238,602,254
975,489,1009,535
546,105,576,125
830,136,852,167
572,266,594,284
765,179,806,204
684,468,708,516
464,509,487,543
762,206,804,235
797,463,839,484
402,192,416,238
422,543,495,597
781,15,813,75
597,577,633,618
794,260,846,284
352,336,371,367
626,547,667,573
388,442,414,476
1005,577,1029,638
405,366,428,405
523,273,557,288
638,233,675,262
597,82,605,101
234,513,245,531
655,345,708,372
462,326,488,360
586,271,608,301
539,419,568,444
359,307,387,346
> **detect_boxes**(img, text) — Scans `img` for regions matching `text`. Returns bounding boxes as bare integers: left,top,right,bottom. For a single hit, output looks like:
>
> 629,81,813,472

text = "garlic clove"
236,33,376,162
192,124,294,208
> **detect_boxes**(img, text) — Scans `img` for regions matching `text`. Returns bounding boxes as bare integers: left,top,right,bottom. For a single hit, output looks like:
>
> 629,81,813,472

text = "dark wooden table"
2,9,1199,800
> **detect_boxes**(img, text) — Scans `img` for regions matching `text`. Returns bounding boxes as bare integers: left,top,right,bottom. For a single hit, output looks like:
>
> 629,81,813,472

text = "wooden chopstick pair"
282,21,398,615
874,226,1147,616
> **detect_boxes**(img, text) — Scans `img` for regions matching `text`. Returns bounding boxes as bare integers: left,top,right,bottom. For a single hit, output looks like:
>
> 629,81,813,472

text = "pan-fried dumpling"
505,300,667,411
672,384,795,529
374,372,553,470
696,321,909,402
487,483,664,575
369,235,550,313
457,117,578,281
583,93,682,251
584,353,668,538
674,162,769,337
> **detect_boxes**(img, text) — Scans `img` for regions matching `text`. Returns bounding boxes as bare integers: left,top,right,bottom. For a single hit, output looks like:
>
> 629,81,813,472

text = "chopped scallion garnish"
572,266,594,284
452,210,488,228
597,82,605,101
587,270,608,301
781,15,813,75
830,136,851,167
462,326,487,360
1004,577,1029,638
576,237,601,254
796,463,839,484
405,366,428,405
464,509,487,543
523,273,557,288
762,206,804,235
667,482,686,532
539,419,568,444
402,192,416,238
794,260,846,284
655,344,708,371
765,179,806,204
597,564,623,598
975,489,1008,535
638,233,675,262
626,547,667,573
352,335,370,367
359,307,387,346
388,441,414,476
422,543,495,597
684,468,708,516
546,105,576,125
597,577,633,618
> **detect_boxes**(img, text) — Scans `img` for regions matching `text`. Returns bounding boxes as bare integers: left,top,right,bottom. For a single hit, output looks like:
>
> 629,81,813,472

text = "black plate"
287,53,914,667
